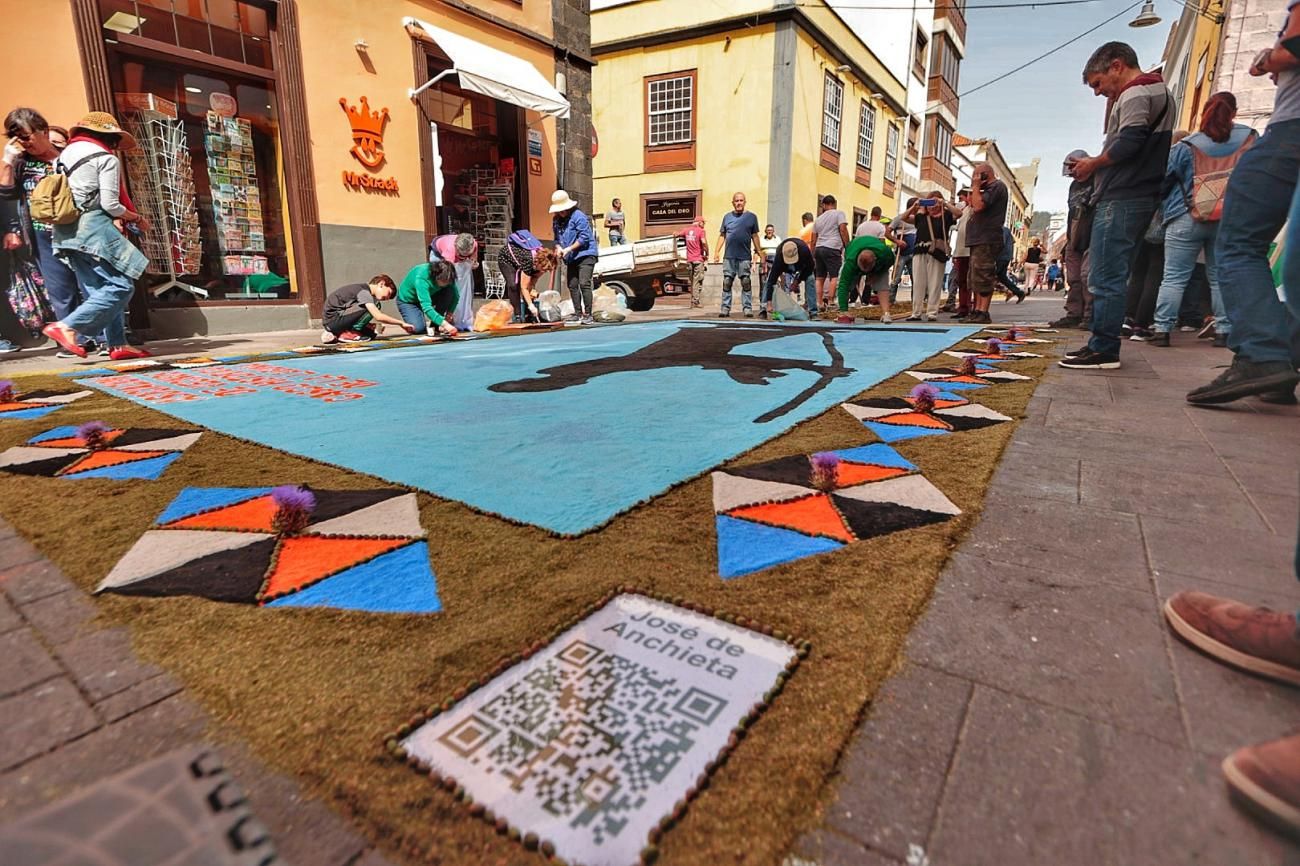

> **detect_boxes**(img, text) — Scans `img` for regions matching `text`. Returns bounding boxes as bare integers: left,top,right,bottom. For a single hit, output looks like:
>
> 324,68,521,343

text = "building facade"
954,135,1032,255
3,0,590,337
589,0,909,240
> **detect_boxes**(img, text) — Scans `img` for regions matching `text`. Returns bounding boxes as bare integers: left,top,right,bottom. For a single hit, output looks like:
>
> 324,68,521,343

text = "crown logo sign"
340,96,390,170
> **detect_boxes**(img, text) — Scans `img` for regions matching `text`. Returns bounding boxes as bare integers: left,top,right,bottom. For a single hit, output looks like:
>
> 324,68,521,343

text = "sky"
956,0,1171,213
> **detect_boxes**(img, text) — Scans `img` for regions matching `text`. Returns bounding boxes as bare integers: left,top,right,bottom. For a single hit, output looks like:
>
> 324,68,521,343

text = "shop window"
644,70,697,172
98,0,273,69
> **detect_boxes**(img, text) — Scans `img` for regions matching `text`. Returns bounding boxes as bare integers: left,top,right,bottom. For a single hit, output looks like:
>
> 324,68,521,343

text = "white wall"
1214,0,1286,131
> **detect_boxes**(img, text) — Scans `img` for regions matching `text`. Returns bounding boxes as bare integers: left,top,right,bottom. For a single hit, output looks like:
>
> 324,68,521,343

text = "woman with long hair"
1149,91,1256,348
40,112,151,360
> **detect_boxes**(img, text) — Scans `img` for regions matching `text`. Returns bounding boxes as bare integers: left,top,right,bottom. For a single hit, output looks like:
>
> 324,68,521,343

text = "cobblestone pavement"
793,295,1300,865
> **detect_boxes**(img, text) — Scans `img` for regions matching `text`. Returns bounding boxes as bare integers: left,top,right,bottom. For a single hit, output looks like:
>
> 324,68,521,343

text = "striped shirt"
1094,73,1174,203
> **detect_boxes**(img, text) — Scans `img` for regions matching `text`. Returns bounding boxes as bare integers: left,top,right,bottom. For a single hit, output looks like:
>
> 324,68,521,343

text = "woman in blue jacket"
550,189,598,324
1150,92,1256,347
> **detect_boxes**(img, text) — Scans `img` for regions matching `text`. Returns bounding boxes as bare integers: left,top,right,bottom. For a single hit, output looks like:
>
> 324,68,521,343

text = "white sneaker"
881,312,892,324
927,314,938,322
320,329,338,345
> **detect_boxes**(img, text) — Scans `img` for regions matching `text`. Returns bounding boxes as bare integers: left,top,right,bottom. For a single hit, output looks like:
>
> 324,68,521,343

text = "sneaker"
337,330,372,343
905,314,923,322
757,309,768,320
927,314,938,322
1015,293,1025,304
1187,357,1300,405
0,340,17,354
719,311,730,318
1148,331,1171,347
1259,387,1298,406
1064,346,1090,358
967,311,992,324
108,346,151,361
1163,591,1300,686
743,310,754,318
951,310,969,319
321,329,338,345
581,315,595,325
1212,334,1228,348
1058,349,1121,370
97,346,111,357
1223,734,1300,837
881,312,892,324
1197,319,1217,339
1179,325,1197,333
55,350,81,359
1121,320,1135,338
1130,327,1154,342
1049,316,1081,328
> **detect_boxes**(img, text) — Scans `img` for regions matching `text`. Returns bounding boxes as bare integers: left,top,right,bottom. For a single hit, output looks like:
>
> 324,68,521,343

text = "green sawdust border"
384,586,812,866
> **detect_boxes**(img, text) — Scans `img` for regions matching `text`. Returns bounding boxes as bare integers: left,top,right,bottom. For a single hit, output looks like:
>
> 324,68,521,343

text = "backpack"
1185,131,1256,223
29,153,110,225
508,229,543,251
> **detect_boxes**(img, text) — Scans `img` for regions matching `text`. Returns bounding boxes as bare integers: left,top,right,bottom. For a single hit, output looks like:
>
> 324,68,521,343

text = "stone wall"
553,0,594,210
1213,0,1284,131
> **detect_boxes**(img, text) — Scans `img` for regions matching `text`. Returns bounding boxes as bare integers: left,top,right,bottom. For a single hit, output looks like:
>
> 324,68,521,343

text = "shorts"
814,246,843,278
968,243,999,297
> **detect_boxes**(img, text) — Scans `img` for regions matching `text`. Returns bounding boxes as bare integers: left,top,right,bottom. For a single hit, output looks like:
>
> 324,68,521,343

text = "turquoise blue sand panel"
86,321,976,534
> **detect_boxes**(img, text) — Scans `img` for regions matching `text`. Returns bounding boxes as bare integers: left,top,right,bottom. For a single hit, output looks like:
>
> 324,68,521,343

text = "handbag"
921,214,950,262
6,253,53,335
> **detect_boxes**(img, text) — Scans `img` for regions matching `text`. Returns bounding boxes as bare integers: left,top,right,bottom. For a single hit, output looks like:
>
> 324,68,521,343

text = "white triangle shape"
711,472,814,513
117,432,203,453
944,351,980,359
96,530,271,592
979,370,1031,381
842,402,908,421
306,493,424,537
905,371,948,381
0,446,84,467
835,474,961,515
936,403,1013,422
25,390,93,405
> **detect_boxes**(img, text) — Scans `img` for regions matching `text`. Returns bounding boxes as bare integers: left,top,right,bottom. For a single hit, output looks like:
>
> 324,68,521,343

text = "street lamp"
1128,1,1162,27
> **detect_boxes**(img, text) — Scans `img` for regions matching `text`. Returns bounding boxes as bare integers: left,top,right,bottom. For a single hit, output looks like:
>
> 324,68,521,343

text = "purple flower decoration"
0,381,13,403
959,356,978,376
985,337,1003,355
810,452,840,492
1006,327,1020,342
77,421,112,451
909,383,940,414
271,485,316,536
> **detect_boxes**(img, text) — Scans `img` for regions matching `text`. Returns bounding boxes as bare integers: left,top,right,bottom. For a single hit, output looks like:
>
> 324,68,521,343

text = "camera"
917,198,937,208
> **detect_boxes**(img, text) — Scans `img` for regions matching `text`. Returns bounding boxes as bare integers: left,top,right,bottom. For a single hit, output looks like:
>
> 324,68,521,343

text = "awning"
404,17,571,119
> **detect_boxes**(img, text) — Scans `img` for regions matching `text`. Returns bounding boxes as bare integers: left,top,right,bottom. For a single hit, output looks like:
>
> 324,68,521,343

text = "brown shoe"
1163,591,1300,686
1224,733,1300,838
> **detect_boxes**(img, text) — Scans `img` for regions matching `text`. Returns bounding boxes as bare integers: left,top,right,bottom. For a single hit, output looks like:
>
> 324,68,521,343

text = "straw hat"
69,111,136,150
548,189,579,213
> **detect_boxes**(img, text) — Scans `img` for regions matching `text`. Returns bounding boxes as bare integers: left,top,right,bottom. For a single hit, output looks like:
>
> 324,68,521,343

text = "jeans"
1063,247,1092,322
1153,213,1228,335
996,259,1021,297
61,251,131,348
397,300,431,333
33,230,90,342
721,258,752,313
1086,196,1159,356
609,229,626,246
803,271,817,315
1215,119,1300,364
566,256,596,316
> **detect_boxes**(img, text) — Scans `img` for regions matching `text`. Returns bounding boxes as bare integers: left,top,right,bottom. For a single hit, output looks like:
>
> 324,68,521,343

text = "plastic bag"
449,261,477,330
560,298,575,319
771,285,809,321
536,290,563,322
592,286,618,313
593,308,626,323
472,299,514,331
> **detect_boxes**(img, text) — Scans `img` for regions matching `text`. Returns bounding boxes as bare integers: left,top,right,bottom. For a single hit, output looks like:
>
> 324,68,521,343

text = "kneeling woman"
397,261,460,336
497,239,559,321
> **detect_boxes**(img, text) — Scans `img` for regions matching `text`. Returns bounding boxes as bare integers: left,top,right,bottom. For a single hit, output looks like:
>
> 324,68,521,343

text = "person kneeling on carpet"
397,261,460,337
320,274,415,344
835,235,895,323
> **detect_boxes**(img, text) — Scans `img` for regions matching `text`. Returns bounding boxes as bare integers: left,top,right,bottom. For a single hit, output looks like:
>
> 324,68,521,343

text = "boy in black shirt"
321,274,415,343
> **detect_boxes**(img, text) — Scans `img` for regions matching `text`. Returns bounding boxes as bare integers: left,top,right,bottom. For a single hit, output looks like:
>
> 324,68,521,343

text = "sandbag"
592,286,618,313
593,309,626,323
472,299,514,331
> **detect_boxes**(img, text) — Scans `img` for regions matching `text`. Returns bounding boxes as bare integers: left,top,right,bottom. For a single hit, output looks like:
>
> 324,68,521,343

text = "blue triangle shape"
0,406,60,421
931,381,986,391
264,540,442,613
28,425,80,443
61,368,115,377
829,443,916,471
156,486,275,525
716,515,843,580
863,421,951,443
67,452,182,481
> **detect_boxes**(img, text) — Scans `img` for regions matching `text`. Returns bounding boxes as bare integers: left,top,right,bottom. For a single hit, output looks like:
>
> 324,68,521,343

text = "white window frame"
856,101,875,170
822,73,844,152
647,74,694,146
885,123,900,182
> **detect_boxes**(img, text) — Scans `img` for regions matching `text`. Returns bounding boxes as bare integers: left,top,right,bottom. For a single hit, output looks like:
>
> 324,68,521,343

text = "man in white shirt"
855,206,887,239
812,194,850,309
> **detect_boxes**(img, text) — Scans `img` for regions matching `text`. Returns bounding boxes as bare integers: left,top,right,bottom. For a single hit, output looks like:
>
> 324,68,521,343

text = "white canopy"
404,17,571,119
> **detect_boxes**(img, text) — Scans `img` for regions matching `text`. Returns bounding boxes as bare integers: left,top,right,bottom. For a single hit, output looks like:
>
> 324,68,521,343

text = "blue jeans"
1087,196,1159,356
609,229,626,246
61,251,130,348
33,230,102,346
804,271,817,315
1215,119,1300,364
397,300,432,333
1153,213,1228,335
721,258,752,313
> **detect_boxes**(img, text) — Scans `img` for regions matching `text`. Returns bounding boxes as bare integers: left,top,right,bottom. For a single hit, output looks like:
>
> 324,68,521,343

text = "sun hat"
548,189,579,213
69,111,136,150
781,239,800,266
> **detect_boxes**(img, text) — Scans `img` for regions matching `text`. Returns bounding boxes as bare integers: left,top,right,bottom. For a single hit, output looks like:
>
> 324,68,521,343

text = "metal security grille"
856,102,875,169
648,76,693,145
822,74,843,151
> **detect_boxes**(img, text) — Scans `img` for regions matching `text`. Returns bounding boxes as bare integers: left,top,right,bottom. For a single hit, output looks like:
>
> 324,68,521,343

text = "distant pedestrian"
675,216,709,308
1059,41,1173,370
1046,258,1063,290
1148,92,1256,349
812,194,850,310
551,189,599,324
714,192,761,317
1023,238,1043,291
964,162,1009,325
604,197,627,246
759,223,782,315
996,226,1024,303
1053,149,1096,328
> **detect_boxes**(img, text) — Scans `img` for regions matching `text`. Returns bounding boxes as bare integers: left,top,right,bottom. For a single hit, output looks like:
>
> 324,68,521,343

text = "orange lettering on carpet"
727,494,853,542
260,536,412,598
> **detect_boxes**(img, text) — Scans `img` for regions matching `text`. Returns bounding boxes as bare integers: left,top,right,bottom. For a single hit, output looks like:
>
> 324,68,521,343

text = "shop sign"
340,95,399,194
644,195,698,225
527,128,543,158
343,171,399,193
528,156,543,176
210,93,238,117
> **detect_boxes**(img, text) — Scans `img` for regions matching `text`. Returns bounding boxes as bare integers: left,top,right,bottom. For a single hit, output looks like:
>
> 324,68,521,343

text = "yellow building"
1161,0,1228,132
590,0,908,240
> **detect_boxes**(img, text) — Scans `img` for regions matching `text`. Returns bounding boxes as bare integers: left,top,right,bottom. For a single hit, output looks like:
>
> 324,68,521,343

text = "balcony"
927,75,958,114
934,1,967,44
920,157,954,193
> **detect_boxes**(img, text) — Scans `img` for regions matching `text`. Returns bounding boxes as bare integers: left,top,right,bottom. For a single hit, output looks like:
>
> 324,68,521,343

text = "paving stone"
94,673,184,723
0,533,43,572
825,664,971,860
52,627,162,702
907,553,1183,742
1044,400,1205,441
1013,424,1222,475
1249,491,1299,540
19,589,99,646
1079,460,1269,531
1222,457,1300,500
0,628,61,698
1140,514,1296,597
1156,573,1300,758
987,448,1078,504
0,595,20,634
0,695,204,814
0,679,97,771
1185,404,1300,437
1199,428,1300,470
962,491,1150,591
790,829,901,866
927,688,1292,866
0,558,77,606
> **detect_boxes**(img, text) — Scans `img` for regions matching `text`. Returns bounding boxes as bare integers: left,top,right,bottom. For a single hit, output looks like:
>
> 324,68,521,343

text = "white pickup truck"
592,235,691,311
